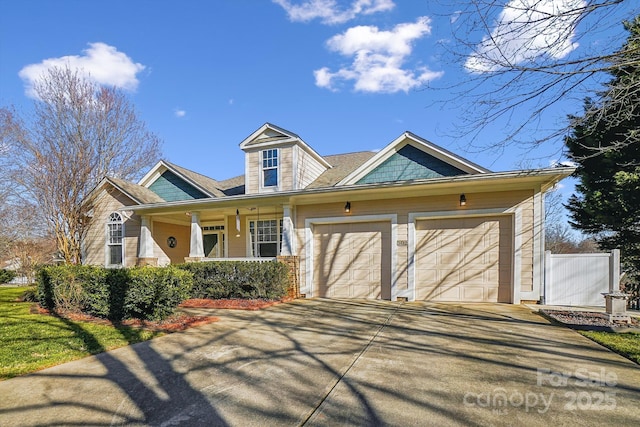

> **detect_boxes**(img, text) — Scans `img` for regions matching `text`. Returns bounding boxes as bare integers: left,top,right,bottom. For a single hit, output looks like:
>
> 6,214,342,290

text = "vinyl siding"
83,188,140,267
295,145,328,189
295,189,535,299
148,170,207,201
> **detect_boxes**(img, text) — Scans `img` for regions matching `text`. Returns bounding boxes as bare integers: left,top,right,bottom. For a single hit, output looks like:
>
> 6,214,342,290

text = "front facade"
83,123,574,303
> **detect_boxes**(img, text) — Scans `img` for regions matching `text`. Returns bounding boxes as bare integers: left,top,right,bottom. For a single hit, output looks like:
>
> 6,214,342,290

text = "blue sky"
0,1,635,206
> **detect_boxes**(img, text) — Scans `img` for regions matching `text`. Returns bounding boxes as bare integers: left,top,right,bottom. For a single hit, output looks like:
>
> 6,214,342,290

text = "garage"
414,216,512,302
313,221,391,299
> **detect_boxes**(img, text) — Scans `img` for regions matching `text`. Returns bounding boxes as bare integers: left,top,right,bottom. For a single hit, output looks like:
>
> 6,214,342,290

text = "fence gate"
544,250,620,306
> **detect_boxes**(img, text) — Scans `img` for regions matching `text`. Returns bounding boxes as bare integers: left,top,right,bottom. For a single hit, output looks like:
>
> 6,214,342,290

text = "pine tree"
566,16,640,282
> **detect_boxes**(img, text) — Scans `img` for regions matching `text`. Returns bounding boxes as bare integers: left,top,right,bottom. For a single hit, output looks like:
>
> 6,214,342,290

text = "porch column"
189,212,204,257
281,204,295,256
137,215,158,266
139,216,154,258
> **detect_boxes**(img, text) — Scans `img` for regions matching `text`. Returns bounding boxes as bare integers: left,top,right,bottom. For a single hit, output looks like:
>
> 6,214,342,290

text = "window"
262,149,278,188
107,212,123,266
249,219,283,257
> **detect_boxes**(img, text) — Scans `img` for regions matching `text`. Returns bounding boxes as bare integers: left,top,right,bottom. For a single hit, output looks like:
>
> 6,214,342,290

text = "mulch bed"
32,305,219,332
540,309,640,332
30,298,290,332
179,298,291,310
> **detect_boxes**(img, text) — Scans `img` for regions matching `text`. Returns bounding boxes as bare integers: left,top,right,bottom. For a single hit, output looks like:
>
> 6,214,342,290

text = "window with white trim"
261,149,278,188
107,212,123,266
249,219,283,257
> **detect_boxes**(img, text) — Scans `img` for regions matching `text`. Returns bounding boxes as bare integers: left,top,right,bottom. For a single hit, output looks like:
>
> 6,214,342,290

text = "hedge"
37,265,192,321
178,261,289,300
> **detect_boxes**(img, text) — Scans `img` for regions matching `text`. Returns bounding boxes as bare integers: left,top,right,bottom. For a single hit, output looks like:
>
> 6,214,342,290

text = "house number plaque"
397,240,408,246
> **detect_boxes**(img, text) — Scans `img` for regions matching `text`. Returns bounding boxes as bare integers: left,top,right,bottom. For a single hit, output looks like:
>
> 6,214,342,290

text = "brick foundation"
277,255,300,299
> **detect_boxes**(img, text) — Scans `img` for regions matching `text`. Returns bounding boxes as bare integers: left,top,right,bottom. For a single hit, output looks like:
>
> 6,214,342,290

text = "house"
82,123,574,303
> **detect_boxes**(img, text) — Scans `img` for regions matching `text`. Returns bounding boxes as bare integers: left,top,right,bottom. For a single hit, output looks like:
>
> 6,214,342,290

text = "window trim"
247,218,283,257
106,212,124,267
260,148,279,190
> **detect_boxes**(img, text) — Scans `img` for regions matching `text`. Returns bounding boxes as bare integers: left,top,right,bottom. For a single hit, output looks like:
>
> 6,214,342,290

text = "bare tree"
0,66,162,264
434,0,639,151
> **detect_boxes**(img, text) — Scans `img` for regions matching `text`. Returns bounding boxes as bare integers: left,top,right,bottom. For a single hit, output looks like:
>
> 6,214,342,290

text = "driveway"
0,299,639,426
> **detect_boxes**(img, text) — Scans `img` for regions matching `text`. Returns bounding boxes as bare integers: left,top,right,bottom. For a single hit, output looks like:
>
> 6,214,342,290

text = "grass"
0,286,164,380
580,330,640,364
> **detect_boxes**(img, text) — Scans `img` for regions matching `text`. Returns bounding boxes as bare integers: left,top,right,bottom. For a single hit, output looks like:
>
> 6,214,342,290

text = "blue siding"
148,171,208,201
356,145,467,184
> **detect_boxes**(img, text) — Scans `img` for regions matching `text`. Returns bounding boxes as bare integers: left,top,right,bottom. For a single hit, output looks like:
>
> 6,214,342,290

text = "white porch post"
281,205,295,256
189,212,204,257
138,215,154,258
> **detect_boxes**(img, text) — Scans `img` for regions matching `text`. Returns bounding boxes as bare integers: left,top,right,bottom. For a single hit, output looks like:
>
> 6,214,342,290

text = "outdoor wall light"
459,194,467,206
344,201,351,213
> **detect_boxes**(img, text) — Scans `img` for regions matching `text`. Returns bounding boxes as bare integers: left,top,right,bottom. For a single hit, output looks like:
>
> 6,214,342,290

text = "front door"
203,232,224,258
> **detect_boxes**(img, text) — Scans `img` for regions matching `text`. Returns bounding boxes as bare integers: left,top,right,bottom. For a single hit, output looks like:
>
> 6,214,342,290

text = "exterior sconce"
344,201,351,213
459,194,467,206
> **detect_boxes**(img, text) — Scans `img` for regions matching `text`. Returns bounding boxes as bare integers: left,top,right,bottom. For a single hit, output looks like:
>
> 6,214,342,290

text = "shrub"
19,286,39,302
124,266,193,321
0,269,17,284
37,265,192,321
37,265,100,312
179,261,289,300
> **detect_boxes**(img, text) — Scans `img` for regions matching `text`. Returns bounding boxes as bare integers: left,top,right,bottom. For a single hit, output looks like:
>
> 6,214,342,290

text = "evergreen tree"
566,16,640,282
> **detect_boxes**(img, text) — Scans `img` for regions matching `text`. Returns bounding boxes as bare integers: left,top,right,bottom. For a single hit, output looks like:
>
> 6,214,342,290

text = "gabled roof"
239,123,332,169
337,132,490,186
217,175,245,196
85,176,166,207
306,151,377,189
107,177,166,204
138,160,225,198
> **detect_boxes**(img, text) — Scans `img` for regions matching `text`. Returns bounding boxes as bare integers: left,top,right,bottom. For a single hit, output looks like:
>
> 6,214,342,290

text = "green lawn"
580,330,640,364
0,286,163,380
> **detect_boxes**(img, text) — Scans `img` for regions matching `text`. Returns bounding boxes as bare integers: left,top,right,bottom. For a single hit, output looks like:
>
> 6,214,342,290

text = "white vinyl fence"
544,250,620,306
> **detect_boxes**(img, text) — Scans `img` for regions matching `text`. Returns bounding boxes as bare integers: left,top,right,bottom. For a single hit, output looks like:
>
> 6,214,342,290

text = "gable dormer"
338,132,490,186
239,123,331,194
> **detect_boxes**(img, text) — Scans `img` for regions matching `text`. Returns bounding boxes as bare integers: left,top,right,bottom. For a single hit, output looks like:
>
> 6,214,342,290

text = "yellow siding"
226,214,248,257
151,221,190,265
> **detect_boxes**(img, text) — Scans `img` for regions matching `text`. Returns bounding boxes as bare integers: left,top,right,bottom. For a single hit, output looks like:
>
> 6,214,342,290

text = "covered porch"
128,200,296,267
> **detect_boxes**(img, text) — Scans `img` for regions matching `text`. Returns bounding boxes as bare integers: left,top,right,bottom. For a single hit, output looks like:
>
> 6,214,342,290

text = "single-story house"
83,123,574,303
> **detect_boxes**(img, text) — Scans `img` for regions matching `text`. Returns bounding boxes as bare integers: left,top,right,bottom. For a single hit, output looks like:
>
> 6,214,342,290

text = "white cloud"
465,0,585,73
273,0,394,25
314,17,443,93
19,42,145,98
174,109,186,118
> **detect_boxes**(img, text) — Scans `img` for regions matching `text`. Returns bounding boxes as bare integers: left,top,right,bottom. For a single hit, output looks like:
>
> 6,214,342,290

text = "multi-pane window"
107,212,123,266
249,219,283,257
262,149,278,187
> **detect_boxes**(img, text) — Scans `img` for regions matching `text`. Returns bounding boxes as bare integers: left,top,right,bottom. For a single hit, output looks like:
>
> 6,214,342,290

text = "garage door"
313,221,391,299
415,216,512,302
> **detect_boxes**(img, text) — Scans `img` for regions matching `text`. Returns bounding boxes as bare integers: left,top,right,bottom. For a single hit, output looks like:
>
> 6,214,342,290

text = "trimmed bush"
179,260,289,300
124,266,193,321
0,269,17,284
37,265,192,321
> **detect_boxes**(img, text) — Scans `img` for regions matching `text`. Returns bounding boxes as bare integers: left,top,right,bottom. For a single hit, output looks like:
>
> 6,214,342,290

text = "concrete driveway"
0,299,639,426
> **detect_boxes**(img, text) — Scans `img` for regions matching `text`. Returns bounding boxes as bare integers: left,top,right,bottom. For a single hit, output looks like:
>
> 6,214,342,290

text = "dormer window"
262,149,279,188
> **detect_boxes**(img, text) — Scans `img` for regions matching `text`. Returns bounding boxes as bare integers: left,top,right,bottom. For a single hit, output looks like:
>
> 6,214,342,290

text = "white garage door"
415,216,512,302
313,221,391,299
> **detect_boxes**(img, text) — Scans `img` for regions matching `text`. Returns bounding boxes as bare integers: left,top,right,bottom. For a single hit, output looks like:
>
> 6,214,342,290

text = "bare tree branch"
0,66,162,264
432,0,638,151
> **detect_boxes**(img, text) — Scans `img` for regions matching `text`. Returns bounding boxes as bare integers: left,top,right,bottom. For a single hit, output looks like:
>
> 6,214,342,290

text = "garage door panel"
314,221,390,299
415,216,511,303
